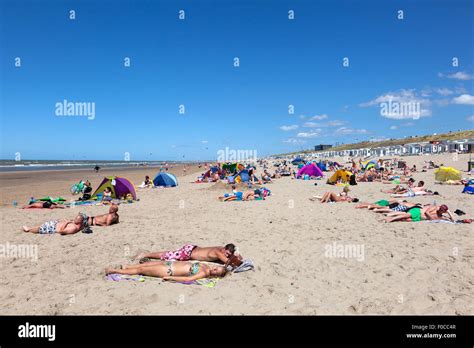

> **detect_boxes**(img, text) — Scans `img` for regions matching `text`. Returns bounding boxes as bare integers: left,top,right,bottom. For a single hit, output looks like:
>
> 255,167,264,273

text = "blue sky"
1,0,473,160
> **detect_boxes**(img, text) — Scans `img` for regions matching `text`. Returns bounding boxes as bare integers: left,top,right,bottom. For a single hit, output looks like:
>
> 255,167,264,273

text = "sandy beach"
0,153,472,315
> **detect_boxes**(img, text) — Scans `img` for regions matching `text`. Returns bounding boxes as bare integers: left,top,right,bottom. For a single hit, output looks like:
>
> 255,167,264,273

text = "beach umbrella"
434,167,461,182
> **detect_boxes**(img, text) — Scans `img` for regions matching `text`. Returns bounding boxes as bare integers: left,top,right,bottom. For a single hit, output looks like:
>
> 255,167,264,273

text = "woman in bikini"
105,261,227,282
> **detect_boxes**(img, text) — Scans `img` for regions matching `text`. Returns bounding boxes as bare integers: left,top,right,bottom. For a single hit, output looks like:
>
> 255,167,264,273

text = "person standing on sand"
136,243,242,265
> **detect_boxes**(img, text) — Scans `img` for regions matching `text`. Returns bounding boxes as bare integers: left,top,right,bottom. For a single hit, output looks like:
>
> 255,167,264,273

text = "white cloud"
308,114,328,121
467,115,474,122
401,122,415,127
201,140,208,144
334,127,368,135
303,120,345,128
279,125,299,131
360,89,431,120
436,88,454,96
283,138,306,144
390,125,398,130
452,94,474,105
438,71,473,81
296,130,322,138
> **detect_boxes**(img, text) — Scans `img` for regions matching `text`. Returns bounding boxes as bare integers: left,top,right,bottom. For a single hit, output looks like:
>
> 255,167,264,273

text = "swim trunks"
160,244,198,261
409,207,422,222
392,204,408,212
39,220,59,234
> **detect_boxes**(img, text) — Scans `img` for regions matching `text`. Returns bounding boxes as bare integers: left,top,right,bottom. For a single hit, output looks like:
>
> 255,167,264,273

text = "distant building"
314,144,332,151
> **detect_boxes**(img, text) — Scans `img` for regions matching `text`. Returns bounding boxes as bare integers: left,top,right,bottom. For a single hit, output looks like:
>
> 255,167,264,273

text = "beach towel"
105,273,219,287
106,274,146,282
178,278,220,288
232,259,254,273
424,220,457,224
462,186,474,194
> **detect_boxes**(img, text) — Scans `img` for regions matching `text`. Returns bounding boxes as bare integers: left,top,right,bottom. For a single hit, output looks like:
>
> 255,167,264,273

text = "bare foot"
22,226,30,232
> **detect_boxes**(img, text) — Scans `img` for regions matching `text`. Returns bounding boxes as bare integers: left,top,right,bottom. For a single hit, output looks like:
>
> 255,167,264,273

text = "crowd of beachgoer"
16,156,472,286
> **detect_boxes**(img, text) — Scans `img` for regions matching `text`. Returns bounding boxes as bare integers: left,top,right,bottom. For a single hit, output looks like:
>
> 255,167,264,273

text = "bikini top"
189,262,200,276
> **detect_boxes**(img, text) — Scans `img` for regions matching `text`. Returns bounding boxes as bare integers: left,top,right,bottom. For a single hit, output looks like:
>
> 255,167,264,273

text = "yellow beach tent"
434,167,461,182
327,169,353,184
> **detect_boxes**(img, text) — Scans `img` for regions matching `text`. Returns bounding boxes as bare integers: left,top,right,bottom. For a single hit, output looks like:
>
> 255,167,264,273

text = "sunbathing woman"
105,261,227,282
22,201,66,209
311,191,358,203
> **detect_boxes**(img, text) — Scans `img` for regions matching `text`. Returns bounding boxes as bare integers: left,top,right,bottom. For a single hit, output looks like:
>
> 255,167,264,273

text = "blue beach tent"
153,173,178,187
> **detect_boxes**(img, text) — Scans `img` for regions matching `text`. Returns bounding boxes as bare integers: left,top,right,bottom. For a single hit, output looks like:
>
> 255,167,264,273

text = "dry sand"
0,154,473,315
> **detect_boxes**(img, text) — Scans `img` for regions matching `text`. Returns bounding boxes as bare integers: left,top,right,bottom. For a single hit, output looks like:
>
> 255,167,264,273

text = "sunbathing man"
370,201,422,214
87,204,119,226
22,213,86,235
391,190,439,198
137,243,242,266
355,199,401,210
105,260,227,282
385,204,454,223
22,201,66,209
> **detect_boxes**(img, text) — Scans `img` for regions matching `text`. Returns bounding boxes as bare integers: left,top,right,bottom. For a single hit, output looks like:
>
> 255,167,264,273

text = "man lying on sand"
88,205,119,226
105,261,227,282
136,243,242,266
22,213,87,235
22,201,66,209
391,189,439,198
356,199,422,213
356,199,399,209
385,204,454,223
